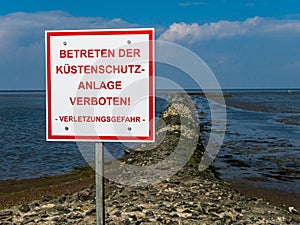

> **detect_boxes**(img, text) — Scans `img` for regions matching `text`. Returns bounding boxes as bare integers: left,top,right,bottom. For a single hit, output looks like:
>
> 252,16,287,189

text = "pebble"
0,93,299,225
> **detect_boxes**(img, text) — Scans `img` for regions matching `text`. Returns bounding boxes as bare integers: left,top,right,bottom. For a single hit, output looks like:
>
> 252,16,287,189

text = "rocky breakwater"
1,93,300,224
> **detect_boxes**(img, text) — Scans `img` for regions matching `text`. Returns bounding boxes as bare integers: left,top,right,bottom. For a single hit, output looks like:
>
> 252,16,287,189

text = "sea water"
1,90,299,196
0,91,169,180
192,90,300,194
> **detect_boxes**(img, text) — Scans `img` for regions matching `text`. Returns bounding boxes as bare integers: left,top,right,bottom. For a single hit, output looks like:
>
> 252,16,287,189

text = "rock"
0,210,13,223
124,149,131,154
234,207,242,213
130,214,137,221
288,206,299,215
58,196,67,203
0,210,13,217
42,195,53,202
85,208,96,216
1,93,300,224
19,204,31,213
78,189,94,201
55,205,70,214
114,211,122,217
67,212,83,219
124,218,131,225
145,211,154,217
0,222,14,225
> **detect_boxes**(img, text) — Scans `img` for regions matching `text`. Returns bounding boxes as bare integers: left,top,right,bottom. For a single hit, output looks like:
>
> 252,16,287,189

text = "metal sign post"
45,28,155,224
95,142,104,225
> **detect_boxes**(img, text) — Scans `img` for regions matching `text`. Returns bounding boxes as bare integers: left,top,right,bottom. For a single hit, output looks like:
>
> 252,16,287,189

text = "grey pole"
96,142,105,225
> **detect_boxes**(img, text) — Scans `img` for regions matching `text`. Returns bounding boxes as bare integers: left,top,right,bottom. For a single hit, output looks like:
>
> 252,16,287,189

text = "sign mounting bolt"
127,40,131,44
63,41,67,46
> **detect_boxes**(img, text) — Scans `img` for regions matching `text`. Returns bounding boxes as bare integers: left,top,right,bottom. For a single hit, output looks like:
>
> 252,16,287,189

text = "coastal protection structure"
45,28,155,225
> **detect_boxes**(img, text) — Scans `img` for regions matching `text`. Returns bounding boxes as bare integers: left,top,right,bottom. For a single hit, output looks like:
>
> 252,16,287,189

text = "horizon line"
0,88,300,92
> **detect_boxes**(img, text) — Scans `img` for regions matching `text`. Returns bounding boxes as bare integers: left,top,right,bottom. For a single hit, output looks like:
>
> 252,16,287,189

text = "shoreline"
1,93,299,224
1,165,299,211
228,179,300,211
0,165,95,210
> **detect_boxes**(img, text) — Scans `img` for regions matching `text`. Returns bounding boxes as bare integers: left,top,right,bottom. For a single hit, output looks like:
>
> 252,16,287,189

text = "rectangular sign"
45,28,155,142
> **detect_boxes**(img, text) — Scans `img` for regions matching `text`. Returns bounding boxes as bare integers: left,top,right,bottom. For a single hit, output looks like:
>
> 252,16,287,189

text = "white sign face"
45,28,155,142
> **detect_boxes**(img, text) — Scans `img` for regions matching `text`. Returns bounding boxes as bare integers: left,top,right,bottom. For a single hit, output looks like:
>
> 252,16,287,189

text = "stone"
42,196,53,202
0,210,13,217
85,208,96,216
288,207,299,215
19,204,30,213
1,94,300,224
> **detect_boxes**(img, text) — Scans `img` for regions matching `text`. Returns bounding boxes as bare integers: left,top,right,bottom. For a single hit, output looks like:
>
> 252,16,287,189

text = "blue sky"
1,0,300,89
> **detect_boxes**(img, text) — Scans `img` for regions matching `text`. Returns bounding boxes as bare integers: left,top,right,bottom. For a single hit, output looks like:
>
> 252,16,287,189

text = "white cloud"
0,11,136,89
158,16,300,88
0,11,299,89
159,17,300,44
0,11,135,50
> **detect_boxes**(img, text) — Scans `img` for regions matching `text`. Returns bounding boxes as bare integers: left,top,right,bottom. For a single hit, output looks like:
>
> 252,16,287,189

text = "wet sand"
229,179,300,211
0,166,95,209
1,167,299,212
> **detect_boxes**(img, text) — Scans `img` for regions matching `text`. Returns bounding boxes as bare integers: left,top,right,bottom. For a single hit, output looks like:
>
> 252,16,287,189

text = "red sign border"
46,29,155,142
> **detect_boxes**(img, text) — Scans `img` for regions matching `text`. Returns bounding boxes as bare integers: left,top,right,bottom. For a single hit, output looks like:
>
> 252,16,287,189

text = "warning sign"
45,28,155,142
